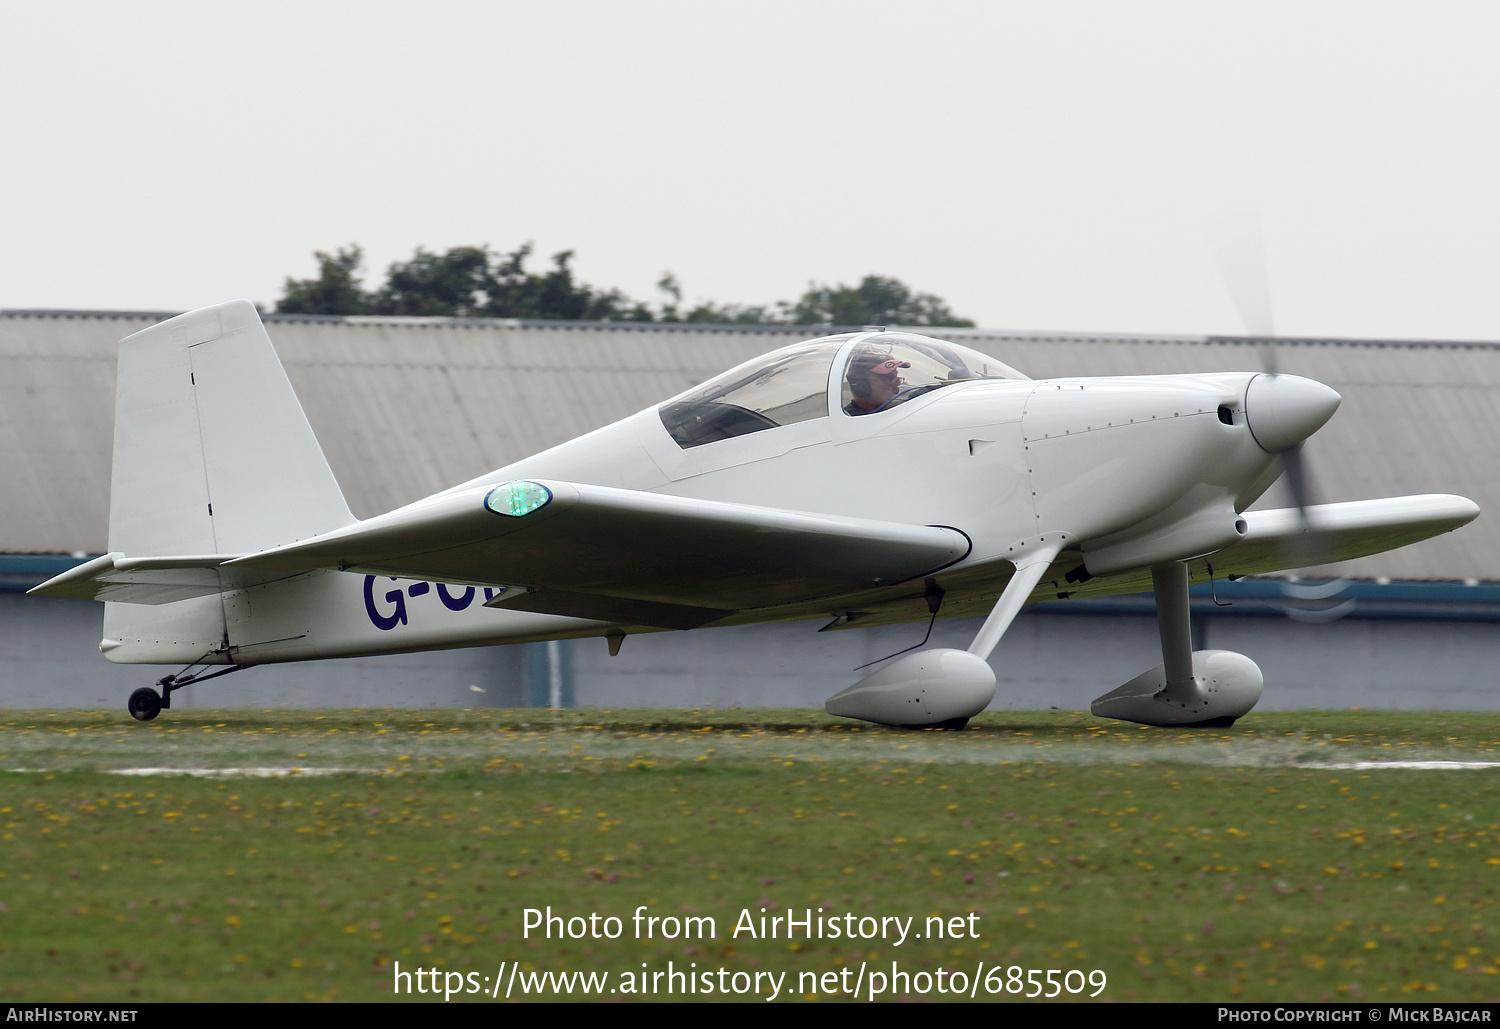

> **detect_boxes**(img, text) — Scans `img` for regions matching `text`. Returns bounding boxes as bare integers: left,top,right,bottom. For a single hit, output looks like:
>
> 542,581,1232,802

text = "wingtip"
1445,495,1482,526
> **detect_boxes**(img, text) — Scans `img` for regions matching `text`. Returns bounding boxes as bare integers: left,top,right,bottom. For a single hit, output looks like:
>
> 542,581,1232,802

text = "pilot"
844,350,912,415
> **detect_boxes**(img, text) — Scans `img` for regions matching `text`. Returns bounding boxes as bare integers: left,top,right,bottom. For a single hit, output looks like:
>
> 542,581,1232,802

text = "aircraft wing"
811,493,1481,631
227,479,972,629
1208,494,1480,577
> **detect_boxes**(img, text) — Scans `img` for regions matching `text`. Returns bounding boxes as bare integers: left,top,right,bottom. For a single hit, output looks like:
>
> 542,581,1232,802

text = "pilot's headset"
846,349,907,398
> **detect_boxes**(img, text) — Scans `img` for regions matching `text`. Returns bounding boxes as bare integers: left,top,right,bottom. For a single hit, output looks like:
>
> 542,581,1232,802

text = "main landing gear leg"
824,536,1067,728
1152,562,1199,707
1090,560,1264,726
126,664,244,722
966,538,1069,663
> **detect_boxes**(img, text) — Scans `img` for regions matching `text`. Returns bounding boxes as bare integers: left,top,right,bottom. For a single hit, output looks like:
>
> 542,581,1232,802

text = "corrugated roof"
1,310,1492,580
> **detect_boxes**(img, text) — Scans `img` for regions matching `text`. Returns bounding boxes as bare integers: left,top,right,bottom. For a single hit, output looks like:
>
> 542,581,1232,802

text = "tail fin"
109,300,355,557
94,301,355,665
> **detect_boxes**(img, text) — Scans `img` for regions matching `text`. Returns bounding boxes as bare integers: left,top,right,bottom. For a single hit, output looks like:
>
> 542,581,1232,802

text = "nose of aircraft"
1243,373,1342,453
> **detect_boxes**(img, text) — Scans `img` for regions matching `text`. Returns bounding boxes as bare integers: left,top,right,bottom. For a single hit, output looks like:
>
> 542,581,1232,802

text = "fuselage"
470,331,1301,584
106,329,1330,666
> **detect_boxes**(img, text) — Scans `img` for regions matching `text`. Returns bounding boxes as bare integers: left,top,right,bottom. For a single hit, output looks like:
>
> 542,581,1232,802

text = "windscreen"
659,337,846,449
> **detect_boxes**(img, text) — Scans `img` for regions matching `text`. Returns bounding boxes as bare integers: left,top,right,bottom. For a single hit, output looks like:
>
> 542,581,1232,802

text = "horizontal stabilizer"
230,479,972,615
28,552,289,605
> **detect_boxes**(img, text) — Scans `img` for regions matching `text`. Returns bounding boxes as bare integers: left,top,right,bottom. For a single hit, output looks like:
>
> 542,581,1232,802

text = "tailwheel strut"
126,663,244,722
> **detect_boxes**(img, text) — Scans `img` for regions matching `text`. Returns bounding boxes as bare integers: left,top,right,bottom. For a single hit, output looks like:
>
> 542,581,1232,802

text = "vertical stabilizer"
108,300,356,557
103,301,356,664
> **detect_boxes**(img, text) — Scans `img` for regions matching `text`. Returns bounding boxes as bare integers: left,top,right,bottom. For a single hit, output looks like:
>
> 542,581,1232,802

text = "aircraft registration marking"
363,575,500,631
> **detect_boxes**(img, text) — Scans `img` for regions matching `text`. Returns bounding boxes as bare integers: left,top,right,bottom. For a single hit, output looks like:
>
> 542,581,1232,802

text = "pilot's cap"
848,350,911,380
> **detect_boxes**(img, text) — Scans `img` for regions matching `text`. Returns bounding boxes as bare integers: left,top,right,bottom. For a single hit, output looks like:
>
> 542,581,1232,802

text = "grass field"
0,708,1496,1003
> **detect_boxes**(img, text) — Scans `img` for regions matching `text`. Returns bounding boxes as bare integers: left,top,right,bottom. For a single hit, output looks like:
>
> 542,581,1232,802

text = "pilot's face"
852,353,910,404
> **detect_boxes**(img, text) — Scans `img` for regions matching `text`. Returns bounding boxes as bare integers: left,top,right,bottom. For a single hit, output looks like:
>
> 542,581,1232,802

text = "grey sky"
3,1,1498,339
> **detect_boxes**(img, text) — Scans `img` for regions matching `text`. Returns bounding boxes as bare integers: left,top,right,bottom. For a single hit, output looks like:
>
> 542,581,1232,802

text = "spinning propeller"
1208,213,1317,516
1209,214,1351,616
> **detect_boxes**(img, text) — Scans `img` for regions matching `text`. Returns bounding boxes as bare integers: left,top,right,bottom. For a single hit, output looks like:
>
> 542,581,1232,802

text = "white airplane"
31,301,1479,727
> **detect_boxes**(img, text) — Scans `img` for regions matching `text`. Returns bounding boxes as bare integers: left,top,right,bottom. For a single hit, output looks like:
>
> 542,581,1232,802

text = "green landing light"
484,481,552,517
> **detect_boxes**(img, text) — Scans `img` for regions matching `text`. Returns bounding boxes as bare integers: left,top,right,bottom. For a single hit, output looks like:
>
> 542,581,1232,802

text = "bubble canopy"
839,332,1027,417
658,332,1027,449
658,336,848,449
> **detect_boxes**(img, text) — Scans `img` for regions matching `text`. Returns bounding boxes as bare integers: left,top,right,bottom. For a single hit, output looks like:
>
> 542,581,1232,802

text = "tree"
526,250,652,322
656,272,774,324
275,246,375,315
788,275,975,328
275,246,975,327
276,243,654,320
374,246,492,317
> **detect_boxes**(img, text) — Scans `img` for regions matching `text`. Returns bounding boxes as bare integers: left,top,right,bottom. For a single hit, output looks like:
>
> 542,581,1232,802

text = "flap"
483,587,731,630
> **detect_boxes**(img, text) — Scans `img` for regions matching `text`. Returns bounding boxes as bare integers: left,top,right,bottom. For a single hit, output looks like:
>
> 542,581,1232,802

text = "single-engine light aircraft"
32,302,1479,727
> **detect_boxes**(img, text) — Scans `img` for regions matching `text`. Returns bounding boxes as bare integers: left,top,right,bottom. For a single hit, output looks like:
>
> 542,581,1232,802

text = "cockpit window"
659,337,847,449
841,333,1026,416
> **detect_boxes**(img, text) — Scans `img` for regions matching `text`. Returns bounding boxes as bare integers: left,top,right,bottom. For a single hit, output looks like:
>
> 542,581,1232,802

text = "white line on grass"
105,766,367,777
1306,760,1500,770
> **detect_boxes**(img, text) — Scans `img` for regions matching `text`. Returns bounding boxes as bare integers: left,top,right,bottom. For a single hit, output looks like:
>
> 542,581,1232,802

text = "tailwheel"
127,687,163,722
124,662,243,722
